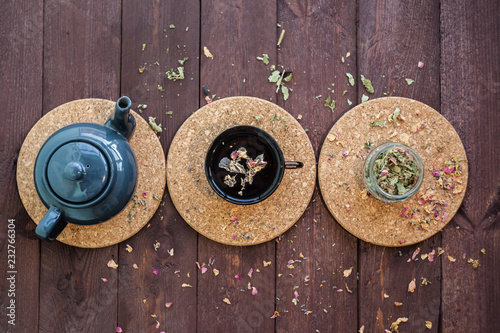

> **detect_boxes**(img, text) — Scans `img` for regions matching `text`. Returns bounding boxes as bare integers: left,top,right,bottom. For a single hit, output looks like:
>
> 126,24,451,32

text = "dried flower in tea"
373,147,419,195
219,147,268,196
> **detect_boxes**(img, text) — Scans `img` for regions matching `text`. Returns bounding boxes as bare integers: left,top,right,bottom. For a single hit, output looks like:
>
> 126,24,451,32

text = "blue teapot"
34,97,138,241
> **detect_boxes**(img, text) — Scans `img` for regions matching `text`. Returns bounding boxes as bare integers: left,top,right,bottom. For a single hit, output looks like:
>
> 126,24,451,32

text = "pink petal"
252,287,258,295
195,262,201,269
401,207,408,217
230,217,239,222
116,328,122,333
428,250,436,262
201,267,208,274
232,234,237,240
248,282,252,290
235,274,242,280
432,170,441,177
418,198,426,205
442,166,455,173
412,248,420,260
294,291,299,299
248,268,253,278
342,151,349,157
152,268,158,275
380,170,389,177
442,210,448,222
165,302,173,308
418,61,424,68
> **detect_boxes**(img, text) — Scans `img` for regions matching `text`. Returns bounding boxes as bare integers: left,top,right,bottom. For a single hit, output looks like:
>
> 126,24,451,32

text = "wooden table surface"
1,1,498,332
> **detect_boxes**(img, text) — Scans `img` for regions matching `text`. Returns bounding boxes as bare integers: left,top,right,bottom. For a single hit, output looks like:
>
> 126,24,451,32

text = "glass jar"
363,142,424,203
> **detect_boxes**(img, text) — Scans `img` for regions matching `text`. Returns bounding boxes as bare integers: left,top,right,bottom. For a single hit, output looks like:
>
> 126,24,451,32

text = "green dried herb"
268,70,281,83
365,141,371,149
283,73,293,82
166,67,185,81
342,90,347,95
169,24,175,29
178,57,189,65
256,54,270,65
281,85,289,101
148,117,162,133
346,73,355,86
405,78,414,85
324,96,336,112
361,94,369,103
370,120,386,128
391,107,401,121
347,98,352,105
373,147,419,195
360,75,374,93
142,44,146,51
254,115,261,123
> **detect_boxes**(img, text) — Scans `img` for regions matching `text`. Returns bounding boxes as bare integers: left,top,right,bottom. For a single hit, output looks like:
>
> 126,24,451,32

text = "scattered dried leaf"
204,46,213,58
107,259,118,269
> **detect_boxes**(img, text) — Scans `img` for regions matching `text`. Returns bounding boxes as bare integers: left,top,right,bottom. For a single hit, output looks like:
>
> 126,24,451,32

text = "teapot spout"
105,96,136,140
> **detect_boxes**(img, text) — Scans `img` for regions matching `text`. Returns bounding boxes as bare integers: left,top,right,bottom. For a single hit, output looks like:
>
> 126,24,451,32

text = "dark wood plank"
198,1,277,331
0,1,43,331
441,0,500,332
275,1,358,332
357,1,442,332
39,1,122,332
117,0,200,331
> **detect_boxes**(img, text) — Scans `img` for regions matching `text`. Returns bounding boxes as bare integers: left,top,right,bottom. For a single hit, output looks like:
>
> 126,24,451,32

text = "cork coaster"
167,96,316,246
318,97,468,247
17,99,166,248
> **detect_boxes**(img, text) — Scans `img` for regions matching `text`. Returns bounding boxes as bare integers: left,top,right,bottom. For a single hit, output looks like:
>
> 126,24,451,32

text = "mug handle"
285,161,304,169
35,206,68,241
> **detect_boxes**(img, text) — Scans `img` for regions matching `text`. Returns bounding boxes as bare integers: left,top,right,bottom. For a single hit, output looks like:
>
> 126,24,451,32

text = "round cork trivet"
166,96,316,246
17,99,166,248
318,97,468,247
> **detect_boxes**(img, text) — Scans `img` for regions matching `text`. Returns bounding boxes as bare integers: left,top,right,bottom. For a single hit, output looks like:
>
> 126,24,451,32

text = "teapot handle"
35,206,67,241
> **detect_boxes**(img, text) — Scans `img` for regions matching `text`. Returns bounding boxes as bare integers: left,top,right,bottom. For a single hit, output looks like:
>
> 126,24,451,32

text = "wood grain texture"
358,0,442,332
276,1,358,332
118,0,200,331
0,1,43,330
198,1,277,331
39,0,121,332
441,0,500,331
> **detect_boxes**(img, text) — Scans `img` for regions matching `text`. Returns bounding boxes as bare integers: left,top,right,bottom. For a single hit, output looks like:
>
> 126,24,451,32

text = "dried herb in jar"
373,147,419,195
219,147,267,195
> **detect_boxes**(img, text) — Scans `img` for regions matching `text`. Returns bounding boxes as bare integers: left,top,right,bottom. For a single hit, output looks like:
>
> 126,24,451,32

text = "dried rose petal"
230,217,239,222
107,259,118,269
116,327,122,333
235,274,242,280
401,207,408,217
182,283,193,288
101,278,108,283
133,264,138,269
252,287,258,295
425,321,432,329
248,268,253,278
343,267,353,278
165,302,173,308
345,201,351,212
380,170,389,177
125,244,133,252
270,311,280,319
263,261,271,267
167,248,174,256
447,255,456,262
155,320,160,329
408,278,416,293
418,198,426,205
394,302,403,306
418,61,424,68
230,151,238,159
152,268,158,275
223,298,231,305
442,166,455,173
412,248,420,260
213,268,219,276
201,267,208,274
232,234,237,240
342,151,349,157
428,249,436,262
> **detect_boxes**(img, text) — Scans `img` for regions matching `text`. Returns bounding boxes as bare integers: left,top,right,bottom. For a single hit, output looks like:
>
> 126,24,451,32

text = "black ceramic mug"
205,125,303,205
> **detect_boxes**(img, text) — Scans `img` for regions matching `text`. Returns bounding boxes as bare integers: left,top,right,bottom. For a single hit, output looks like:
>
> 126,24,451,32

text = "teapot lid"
47,142,109,203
